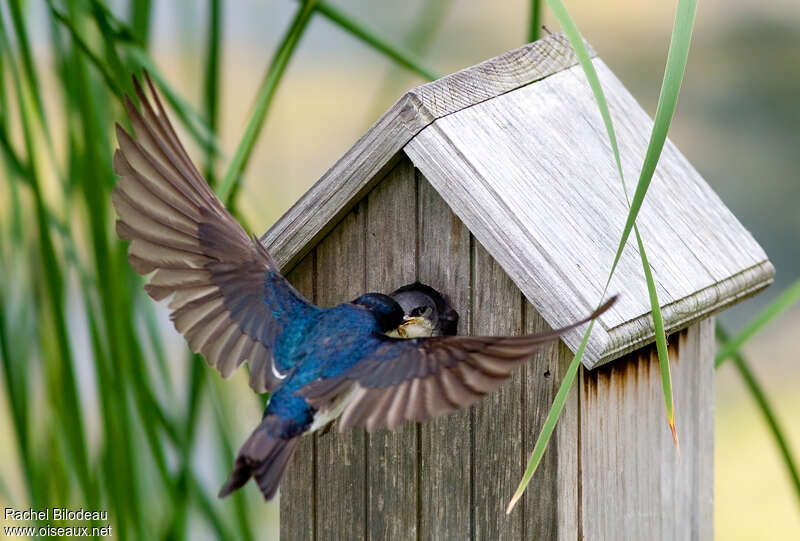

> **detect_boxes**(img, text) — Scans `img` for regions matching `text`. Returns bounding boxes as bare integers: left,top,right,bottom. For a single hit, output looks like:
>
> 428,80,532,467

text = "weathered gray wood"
520,305,579,541
314,203,367,541
364,158,418,539
579,318,714,540
404,58,773,368
269,33,751,540
262,32,587,272
279,164,718,541
471,241,524,539
417,174,473,540
408,33,593,121
263,32,772,369
280,255,316,541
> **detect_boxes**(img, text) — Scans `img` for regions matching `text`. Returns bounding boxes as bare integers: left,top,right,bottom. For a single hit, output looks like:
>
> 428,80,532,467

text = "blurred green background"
0,1,798,539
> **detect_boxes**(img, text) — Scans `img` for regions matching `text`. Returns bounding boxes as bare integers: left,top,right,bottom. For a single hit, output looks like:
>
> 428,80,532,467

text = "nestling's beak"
386,315,433,339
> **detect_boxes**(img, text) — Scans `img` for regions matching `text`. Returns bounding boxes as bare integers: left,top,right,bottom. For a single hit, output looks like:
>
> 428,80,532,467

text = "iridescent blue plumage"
112,74,614,503
266,296,403,436
217,292,407,499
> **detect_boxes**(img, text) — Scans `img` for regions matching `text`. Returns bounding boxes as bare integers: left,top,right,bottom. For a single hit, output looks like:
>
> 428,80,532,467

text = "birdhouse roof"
261,32,773,368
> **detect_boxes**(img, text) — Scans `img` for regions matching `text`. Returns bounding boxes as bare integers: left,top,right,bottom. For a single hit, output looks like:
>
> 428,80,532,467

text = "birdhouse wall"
582,318,715,540
277,155,713,540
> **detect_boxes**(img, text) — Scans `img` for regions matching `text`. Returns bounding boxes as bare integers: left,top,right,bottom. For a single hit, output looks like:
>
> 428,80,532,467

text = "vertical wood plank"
314,203,368,541
281,254,317,541
661,317,714,541
553,342,579,541
579,318,714,540
417,172,472,540
471,241,524,539
521,304,579,541
364,158,418,539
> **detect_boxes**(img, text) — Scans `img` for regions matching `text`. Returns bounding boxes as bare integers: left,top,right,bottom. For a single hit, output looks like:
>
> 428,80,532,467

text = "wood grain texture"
314,202,368,541
407,32,591,120
579,318,714,540
261,32,587,273
280,255,316,541
278,162,716,540
520,305,578,541
405,59,773,368
471,241,524,540
364,158,418,540
417,174,473,540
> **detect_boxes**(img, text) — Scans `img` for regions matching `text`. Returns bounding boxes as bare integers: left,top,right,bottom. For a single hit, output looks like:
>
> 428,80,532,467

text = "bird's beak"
396,316,431,338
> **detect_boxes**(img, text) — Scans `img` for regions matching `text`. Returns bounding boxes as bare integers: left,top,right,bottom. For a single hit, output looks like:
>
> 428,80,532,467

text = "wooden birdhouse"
264,33,773,541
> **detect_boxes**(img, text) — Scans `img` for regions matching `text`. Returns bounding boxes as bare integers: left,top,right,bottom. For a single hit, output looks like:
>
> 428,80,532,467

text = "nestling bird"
387,282,460,338
111,74,615,501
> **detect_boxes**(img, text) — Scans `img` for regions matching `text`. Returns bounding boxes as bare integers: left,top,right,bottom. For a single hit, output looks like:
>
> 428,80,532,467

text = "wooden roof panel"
405,59,772,367
262,32,587,271
262,34,773,367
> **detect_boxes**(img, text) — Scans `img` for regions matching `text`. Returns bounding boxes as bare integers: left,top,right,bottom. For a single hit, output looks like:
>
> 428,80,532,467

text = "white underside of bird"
307,315,431,434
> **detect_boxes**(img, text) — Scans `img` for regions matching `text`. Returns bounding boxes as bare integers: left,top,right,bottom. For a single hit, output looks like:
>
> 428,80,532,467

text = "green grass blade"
544,2,625,185
57,3,194,530
202,2,247,532
84,296,133,535
635,227,677,443
364,0,452,122
314,1,441,82
0,9,98,508
204,0,222,186
509,0,699,510
42,15,135,526
528,0,542,42
716,324,800,507
86,0,144,46
0,291,37,503
542,11,677,436
174,2,235,536
127,0,153,46
61,6,146,530
0,55,27,241
47,1,224,158
7,0,48,133
208,376,256,541
715,279,800,368
190,472,237,541
89,2,136,94
506,321,595,513
605,0,699,279
8,1,65,193
139,297,175,399
0,127,29,181
46,2,126,98
217,0,317,205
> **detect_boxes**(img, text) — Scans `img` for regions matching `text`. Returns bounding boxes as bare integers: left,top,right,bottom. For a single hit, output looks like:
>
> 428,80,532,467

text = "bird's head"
352,293,405,333
389,282,460,338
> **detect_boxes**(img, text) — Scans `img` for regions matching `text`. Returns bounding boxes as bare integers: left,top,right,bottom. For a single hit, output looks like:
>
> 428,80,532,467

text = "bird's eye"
410,306,432,318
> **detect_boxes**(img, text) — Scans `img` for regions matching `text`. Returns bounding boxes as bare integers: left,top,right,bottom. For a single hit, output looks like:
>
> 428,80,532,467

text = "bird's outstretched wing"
112,73,316,393
299,297,615,431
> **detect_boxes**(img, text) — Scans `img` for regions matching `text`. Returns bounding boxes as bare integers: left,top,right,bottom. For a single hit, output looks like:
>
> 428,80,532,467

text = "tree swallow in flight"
111,74,615,501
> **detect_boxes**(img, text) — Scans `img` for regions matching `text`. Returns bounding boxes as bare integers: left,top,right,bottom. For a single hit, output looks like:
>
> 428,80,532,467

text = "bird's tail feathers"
218,417,300,500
